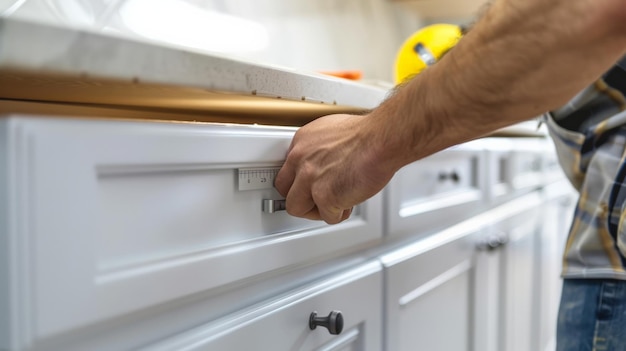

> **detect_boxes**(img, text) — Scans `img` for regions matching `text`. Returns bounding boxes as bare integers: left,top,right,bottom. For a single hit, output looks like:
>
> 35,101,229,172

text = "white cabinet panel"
381,222,483,351
493,196,543,351
1,116,382,346
137,262,382,351
385,142,486,237
485,138,549,205
537,180,576,351
474,233,504,351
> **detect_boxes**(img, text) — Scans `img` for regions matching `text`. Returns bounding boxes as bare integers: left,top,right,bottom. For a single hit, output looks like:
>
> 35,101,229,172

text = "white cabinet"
381,220,485,351
385,142,486,238
536,180,576,351
0,116,382,349
498,198,542,351
379,189,553,351
474,189,569,351
485,138,546,206
0,114,568,351
138,262,383,351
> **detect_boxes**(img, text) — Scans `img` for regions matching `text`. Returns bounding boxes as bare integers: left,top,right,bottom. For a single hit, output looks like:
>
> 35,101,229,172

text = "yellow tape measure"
394,24,463,84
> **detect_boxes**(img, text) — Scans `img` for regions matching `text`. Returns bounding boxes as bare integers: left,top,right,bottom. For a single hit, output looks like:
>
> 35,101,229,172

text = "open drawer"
384,141,487,237
1,116,382,346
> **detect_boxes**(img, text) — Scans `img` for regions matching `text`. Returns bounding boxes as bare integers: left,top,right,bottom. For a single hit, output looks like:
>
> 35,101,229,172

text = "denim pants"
557,279,626,351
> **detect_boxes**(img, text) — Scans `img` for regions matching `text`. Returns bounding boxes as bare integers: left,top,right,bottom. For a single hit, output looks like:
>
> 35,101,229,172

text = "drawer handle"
309,310,344,335
476,234,508,251
438,171,460,183
263,199,286,213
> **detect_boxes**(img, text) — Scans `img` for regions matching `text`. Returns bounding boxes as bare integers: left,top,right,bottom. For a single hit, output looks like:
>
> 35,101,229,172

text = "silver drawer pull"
263,199,286,213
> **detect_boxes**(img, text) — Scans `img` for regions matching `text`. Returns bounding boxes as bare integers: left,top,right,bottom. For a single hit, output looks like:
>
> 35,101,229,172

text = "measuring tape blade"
238,167,281,191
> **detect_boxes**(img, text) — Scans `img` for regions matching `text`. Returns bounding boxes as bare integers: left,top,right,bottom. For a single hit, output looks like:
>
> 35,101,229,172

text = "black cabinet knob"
438,171,460,183
309,311,343,335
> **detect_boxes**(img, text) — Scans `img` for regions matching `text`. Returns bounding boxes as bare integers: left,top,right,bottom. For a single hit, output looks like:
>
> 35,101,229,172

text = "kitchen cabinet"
385,143,487,238
474,181,574,351
0,115,571,351
0,116,383,349
136,262,383,351
381,223,482,351
377,189,546,351
0,17,574,351
498,197,542,351
536,180,577,351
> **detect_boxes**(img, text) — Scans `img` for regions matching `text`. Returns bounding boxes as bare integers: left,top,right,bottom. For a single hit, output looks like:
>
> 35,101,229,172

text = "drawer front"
385,143,485,237
486,149,512,202
138,262,382,351
486,138,552,204
381,224,482,351
508,151,543,190
5,117,382,343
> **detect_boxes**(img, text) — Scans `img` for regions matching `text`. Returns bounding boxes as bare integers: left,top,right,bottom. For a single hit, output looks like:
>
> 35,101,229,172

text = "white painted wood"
537,180,576,351
474,246,502,351
381,223,481,351
1,116,382,347
498,205,542,351
0,120,12,351
137,261,382,351
385,141,487,238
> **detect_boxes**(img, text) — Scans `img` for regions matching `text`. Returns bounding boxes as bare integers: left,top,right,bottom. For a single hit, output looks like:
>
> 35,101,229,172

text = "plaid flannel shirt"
546,56,626,279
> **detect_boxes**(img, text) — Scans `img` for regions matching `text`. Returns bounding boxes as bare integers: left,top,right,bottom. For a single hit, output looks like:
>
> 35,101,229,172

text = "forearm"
368,0,626,170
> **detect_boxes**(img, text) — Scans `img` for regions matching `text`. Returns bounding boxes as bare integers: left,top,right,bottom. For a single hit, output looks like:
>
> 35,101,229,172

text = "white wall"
0,0,476,81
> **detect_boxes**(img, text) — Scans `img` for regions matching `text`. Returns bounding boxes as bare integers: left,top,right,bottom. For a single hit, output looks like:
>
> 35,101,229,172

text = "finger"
297,206,351,223
274,162,295,198
340,207,353,222
318,204,345,225
285,175,317,218
300,206,322,221
312,186,351,224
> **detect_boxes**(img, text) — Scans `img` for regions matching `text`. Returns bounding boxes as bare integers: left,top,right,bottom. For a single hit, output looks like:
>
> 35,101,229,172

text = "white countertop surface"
0,17,388,111
0,17,546,136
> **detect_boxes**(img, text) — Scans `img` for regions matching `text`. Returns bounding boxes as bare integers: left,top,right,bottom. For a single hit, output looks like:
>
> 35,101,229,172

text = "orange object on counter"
319,70,363,81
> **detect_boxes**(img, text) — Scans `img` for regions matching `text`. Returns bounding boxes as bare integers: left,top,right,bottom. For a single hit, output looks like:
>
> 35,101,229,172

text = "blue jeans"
557,279,626,351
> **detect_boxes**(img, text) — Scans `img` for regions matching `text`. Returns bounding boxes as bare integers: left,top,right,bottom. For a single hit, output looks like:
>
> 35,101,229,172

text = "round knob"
477,234,508,251
309,311,343,335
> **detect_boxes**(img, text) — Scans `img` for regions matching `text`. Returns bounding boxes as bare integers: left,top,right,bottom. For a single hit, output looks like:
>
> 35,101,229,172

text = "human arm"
274,0,626,224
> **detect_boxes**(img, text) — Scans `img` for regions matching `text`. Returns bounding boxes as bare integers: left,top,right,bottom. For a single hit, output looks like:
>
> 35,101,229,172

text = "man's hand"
274,0,626,225
274,113,396,224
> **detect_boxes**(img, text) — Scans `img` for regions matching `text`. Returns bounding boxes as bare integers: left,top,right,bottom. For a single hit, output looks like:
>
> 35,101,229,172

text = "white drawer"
486,149,511,202
486,138,550,204
1,116,382,346
508,150,544,191
138,262,382,351
385,142,486,237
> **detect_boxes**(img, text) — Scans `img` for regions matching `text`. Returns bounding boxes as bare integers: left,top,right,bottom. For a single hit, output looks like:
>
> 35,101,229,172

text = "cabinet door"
472,191,544,351
474,232,505,351
381,222,484,351
536,180,576,351
1,117,383,346
137,262,382,351
497,199,542,351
